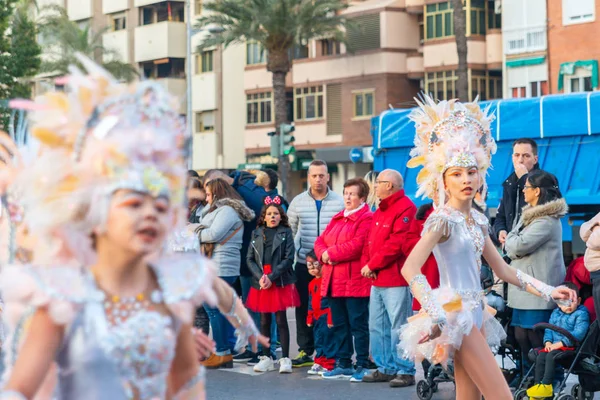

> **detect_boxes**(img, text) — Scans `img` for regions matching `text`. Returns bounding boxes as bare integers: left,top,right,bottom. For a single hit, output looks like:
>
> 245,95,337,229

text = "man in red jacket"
360,169,417,388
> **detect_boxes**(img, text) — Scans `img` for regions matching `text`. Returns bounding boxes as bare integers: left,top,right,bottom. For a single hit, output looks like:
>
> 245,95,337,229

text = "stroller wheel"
513,389,527,400
555,394,575,400
416,380,434,400
571,384,594,400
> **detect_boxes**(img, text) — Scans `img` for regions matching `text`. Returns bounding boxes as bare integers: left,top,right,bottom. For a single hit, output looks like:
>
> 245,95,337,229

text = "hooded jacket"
198,198,255,277
314,204,373,298
580,212,600,275
505,198,568,310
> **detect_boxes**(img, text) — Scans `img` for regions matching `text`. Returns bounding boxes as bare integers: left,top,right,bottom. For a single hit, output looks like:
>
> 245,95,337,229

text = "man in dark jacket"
493,138,539,244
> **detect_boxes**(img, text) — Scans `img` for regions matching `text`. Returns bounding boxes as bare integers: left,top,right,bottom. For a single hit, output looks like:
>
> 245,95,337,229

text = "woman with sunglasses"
504,169,568,376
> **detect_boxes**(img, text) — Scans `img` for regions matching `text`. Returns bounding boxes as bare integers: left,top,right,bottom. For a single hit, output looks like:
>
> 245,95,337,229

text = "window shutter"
326,84,342,136
348,13,381,51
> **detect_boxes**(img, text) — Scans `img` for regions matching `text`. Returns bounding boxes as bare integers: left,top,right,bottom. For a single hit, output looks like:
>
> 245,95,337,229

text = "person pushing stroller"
527,282,590,399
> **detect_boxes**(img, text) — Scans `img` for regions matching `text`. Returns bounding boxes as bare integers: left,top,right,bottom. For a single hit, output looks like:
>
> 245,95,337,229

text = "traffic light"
279,123,295,156
267,131,279,158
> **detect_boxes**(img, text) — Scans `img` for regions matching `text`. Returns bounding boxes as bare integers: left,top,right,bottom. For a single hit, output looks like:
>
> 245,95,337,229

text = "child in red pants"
306,250,336,375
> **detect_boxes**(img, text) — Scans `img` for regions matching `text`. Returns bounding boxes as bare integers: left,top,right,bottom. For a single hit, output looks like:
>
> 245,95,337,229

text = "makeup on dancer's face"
444,167,479,199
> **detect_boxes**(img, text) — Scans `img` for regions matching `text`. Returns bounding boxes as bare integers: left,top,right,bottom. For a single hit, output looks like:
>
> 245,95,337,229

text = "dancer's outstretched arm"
212,277,269,352
2,309,64,400
401,230,446,338
482,235,575,304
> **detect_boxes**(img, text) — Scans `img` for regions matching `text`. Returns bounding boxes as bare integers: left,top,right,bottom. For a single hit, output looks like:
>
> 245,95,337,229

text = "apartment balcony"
103,0,128,14
134,22,186,63
102,30,129,63
67,0,91,21
157,78,187,114
503,26,547,55
135,0,183,7
424,40,487,68
407,52,424,79
406,0,425,14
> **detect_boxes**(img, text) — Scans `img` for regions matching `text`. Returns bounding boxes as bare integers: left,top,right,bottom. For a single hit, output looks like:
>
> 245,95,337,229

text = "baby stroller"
513,320,600,400
415,265,509,400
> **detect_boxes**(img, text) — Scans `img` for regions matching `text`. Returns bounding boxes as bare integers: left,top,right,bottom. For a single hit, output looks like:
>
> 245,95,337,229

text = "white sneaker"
279,357,293,373
307,364,324,375
253,356,275,372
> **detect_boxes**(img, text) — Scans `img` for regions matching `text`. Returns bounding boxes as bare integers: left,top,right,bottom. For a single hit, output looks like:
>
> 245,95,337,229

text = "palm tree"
38,5,137,82
452,0,468,101
195,0,351,198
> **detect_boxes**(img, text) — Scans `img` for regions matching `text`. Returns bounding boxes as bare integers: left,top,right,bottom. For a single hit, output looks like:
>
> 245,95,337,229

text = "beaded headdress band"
407,94,496,205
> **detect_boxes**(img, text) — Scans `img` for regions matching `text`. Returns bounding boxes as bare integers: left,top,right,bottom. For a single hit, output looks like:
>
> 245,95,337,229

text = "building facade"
547,0,599,94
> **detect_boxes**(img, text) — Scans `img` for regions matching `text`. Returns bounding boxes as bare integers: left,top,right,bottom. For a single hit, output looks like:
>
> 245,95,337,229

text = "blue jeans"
329,296,370,368
314,314,336,361
205,276,238,356
369,286,415,376
239,276,278,355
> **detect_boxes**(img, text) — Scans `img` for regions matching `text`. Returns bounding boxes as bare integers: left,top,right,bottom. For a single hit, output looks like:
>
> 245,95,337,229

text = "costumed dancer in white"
0,56,266,400
397,94,575,400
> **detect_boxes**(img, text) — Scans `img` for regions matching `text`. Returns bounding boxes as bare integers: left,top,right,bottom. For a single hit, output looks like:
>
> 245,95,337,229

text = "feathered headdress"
407,94,496,205
7,55,187,265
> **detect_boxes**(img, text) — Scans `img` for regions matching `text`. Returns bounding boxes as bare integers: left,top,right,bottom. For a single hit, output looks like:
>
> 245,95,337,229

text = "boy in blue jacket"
527,282,590,399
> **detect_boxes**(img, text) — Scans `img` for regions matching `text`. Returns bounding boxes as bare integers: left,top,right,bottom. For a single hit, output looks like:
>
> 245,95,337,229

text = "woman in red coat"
314,177,373,381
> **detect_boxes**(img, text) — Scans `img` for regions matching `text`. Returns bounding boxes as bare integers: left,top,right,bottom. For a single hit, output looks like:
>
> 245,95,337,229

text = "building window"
530,81,549,97
195,111,215,133
321,39,340,56
196,51,213,73
195,0,202,15
140,2,185,25
487,0,501,29
110,13,126,31
347,13,381,51
246,92,273,125
246,41,265,65
425,71,457,100
295,86,324,121
470,0,486,35
418,14,424,44
353,90,375,118
141,58,186,79
471,70,488,100
511,87,526,98
567,73,593,93
563,0,595,25
425,2,454,40
290,44,309,60
488,71,503,99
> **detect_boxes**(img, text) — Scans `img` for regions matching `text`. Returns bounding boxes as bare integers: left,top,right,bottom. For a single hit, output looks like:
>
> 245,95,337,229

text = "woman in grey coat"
505,170,568,366
191,178,255,369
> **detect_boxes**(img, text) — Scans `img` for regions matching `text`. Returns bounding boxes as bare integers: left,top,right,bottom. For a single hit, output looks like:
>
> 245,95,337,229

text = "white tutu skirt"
397,288,506,366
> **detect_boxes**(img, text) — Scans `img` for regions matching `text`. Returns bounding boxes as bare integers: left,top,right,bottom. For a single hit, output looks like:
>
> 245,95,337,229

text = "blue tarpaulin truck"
371,92,600,258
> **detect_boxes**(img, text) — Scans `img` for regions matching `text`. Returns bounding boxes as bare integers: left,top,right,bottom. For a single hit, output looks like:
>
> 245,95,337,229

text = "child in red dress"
306,250,336,375
246,196,300,373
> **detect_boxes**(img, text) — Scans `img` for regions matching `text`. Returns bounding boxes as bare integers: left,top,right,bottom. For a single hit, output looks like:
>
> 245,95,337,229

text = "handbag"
196,224,242,259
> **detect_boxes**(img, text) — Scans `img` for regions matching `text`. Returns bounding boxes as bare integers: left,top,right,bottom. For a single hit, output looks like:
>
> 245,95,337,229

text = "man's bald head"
379,169,403,189
375,169,404,200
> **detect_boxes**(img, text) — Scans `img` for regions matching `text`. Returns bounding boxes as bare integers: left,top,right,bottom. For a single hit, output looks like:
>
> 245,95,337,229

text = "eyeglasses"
523,185,536,190
375,180,390,185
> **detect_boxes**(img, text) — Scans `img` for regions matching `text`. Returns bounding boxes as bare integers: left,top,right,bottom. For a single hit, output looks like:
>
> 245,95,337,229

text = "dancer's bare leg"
454,352,481,400
454,327,512,400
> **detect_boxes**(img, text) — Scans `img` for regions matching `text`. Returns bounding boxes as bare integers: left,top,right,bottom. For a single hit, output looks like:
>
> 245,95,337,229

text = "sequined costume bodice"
0,255,215,400
424,206,488,296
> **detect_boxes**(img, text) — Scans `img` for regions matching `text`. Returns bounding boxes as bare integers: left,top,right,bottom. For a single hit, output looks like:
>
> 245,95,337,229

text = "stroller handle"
533,322,580,347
